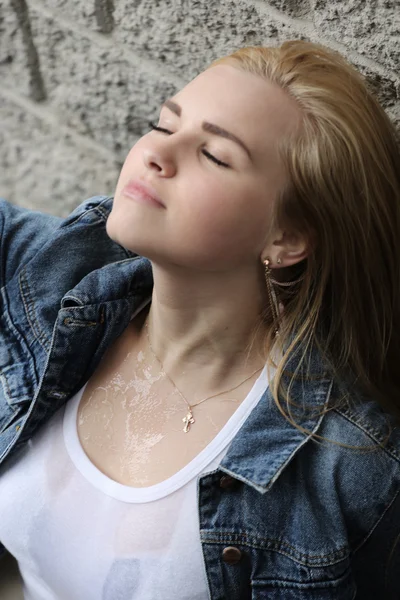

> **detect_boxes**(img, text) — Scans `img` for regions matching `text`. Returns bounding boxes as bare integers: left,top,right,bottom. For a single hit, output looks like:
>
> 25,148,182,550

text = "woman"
0,39,399,599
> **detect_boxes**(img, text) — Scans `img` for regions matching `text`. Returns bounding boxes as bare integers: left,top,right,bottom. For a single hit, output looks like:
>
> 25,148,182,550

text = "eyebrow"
161,99,252,160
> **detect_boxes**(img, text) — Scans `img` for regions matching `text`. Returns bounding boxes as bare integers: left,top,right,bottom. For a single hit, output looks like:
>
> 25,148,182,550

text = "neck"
141,260,270,394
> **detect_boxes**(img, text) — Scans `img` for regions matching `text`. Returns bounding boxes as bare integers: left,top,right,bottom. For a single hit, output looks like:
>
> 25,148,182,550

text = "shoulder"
323,384,400,470
0,195,113,289
298,386,400,547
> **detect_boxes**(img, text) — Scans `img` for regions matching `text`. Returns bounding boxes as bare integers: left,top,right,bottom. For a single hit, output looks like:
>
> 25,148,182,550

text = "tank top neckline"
63,296,269,503
63,363,268,503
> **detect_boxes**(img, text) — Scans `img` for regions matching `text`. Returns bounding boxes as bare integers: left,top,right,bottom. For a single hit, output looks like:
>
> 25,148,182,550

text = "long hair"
207,40,400,430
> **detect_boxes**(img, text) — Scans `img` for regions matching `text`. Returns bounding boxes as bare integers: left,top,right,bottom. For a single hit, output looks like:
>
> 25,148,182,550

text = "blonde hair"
207,40,400,432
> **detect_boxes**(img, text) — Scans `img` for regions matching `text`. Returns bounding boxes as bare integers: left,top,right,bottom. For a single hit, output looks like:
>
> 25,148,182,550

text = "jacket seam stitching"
18,266,51,352
72,196,112,225
200,531,349,566
332,407,400,464
352,487,400,555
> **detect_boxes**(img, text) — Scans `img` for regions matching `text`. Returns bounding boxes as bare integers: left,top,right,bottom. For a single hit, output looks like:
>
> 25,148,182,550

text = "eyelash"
147,121,230,169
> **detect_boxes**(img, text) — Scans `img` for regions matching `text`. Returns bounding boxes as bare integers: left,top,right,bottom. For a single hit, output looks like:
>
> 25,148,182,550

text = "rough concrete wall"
0,0,399,216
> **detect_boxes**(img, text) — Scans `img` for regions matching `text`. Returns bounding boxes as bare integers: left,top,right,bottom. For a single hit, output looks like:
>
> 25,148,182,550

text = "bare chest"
76,322,249,487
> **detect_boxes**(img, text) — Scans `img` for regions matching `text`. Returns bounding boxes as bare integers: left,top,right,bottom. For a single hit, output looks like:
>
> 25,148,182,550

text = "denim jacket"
1,195,400,599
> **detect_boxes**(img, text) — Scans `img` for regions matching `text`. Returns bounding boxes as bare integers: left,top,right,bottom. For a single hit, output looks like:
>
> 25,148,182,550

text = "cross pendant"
182,410,195,433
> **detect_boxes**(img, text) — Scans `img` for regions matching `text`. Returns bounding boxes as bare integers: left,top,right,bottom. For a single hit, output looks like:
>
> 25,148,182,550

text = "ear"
262,230,309,268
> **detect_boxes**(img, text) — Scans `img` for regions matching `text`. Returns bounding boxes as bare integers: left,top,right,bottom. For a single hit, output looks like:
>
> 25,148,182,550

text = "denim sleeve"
0,199,64,289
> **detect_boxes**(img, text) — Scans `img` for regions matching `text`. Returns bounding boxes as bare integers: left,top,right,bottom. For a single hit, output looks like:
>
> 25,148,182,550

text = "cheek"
180,184,271,258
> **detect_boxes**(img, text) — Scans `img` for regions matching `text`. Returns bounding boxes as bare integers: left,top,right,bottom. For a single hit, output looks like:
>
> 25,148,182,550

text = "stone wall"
1,0,399,216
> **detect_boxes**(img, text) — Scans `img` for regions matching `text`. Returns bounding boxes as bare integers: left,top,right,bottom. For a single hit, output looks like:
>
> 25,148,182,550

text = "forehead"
173,64,301,164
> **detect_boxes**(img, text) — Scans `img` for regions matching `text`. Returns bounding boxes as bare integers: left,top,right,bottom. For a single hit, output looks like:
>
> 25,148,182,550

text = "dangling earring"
263,258,280,337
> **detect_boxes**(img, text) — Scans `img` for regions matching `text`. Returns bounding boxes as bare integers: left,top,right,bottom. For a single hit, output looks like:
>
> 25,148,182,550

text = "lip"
121,179,166,208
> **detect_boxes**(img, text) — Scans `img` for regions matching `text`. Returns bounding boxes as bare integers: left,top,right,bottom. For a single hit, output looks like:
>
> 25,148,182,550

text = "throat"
135,308,266,403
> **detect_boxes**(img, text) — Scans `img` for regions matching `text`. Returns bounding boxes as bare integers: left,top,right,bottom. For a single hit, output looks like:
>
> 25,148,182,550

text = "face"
107,64,300,272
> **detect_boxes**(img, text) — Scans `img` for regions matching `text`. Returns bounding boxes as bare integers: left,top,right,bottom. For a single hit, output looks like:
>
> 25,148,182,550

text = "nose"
143,147,176,177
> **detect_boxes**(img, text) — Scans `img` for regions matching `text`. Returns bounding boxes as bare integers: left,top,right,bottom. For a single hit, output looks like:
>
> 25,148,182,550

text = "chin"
105,209,122,245
105,210,145,257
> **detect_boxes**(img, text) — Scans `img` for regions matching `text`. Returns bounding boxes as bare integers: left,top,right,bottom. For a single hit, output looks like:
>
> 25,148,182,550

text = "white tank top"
0,310,269,599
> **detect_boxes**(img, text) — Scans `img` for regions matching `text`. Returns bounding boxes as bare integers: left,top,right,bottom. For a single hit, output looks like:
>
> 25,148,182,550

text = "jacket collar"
61,255,334,495
218,375,333,494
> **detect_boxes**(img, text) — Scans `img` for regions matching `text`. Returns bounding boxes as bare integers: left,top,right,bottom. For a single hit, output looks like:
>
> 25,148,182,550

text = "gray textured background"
1,0,399,217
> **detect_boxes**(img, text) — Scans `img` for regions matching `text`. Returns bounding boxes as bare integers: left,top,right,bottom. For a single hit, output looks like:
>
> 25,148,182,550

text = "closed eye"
148,121,231,168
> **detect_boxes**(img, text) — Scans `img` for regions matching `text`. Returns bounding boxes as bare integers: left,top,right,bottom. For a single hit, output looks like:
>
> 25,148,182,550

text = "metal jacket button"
219,475,239,489
222,546,242,565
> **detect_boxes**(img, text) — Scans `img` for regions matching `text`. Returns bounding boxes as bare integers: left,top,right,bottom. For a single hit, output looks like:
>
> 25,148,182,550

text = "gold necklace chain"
144,318,263,433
